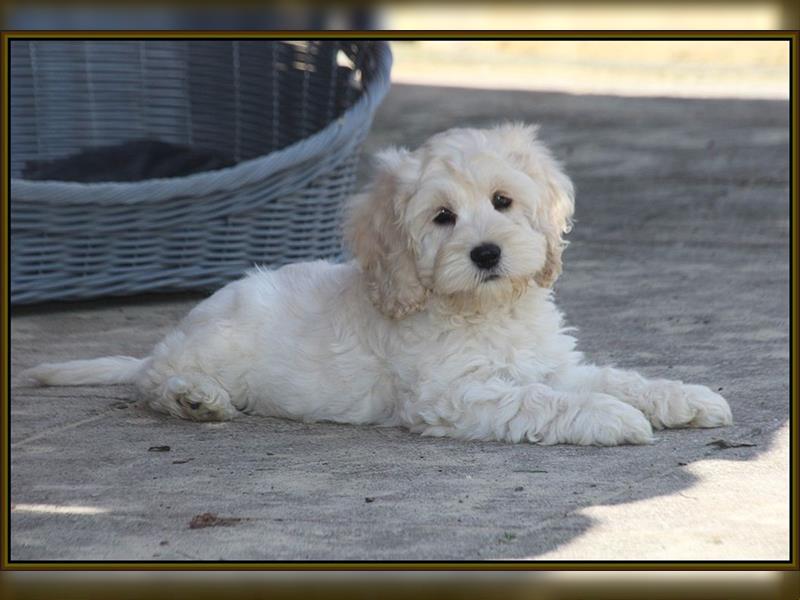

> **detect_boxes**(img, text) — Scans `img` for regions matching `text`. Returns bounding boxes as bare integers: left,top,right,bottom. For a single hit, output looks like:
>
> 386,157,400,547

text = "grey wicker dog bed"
10,40,392,304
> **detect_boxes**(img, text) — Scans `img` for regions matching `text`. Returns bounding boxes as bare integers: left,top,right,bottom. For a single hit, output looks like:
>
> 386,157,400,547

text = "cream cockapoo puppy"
25,124,732,445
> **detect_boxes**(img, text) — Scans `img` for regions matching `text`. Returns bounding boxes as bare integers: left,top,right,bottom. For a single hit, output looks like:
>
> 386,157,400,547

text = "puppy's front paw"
565,394,654,446
682,384,733,428
645,381,732,429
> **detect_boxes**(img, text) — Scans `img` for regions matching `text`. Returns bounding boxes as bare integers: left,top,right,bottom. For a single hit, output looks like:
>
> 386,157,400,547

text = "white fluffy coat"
24,124,732,446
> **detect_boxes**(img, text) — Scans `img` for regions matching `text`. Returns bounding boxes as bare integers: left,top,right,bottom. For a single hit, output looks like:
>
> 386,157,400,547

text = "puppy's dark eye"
433,207,457,226
492,192,513,211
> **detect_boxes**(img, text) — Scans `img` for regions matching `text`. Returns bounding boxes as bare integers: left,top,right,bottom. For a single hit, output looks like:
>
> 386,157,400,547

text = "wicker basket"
10,40,392,304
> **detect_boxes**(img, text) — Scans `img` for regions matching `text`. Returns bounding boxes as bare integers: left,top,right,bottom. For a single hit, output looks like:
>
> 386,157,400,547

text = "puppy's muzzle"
470,243,501,270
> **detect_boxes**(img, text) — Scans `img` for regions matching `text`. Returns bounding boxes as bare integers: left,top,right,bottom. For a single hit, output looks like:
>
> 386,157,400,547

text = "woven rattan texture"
10,40,392,304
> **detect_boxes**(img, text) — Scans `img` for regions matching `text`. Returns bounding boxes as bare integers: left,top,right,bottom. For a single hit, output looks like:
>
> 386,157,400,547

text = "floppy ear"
495,123,575,288
344,147,429,319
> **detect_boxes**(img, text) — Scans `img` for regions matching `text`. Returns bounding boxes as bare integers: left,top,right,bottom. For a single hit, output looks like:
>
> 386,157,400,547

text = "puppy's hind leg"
149,373,239,422
137,327,242,422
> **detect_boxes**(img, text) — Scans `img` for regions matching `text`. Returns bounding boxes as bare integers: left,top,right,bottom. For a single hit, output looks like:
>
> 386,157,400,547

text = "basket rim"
10,41,393,206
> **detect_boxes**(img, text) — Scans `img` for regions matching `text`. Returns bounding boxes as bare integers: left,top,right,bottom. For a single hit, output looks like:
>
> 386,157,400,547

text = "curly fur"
23,123,732,446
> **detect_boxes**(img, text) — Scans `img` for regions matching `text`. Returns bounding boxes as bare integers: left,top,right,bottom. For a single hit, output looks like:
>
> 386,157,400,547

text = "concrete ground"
9,83,790,561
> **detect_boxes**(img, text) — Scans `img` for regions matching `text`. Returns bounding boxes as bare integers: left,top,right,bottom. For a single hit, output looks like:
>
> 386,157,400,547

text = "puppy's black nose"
470,243,501,270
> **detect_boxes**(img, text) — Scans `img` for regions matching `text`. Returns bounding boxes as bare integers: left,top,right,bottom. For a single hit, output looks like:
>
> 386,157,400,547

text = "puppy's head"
345,123,574,318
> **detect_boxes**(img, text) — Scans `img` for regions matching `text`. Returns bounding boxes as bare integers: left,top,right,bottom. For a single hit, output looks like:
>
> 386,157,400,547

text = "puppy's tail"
21,356,148,386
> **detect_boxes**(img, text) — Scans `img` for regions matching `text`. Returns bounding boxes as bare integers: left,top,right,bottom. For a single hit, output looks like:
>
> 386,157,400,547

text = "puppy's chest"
395,315,567,385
